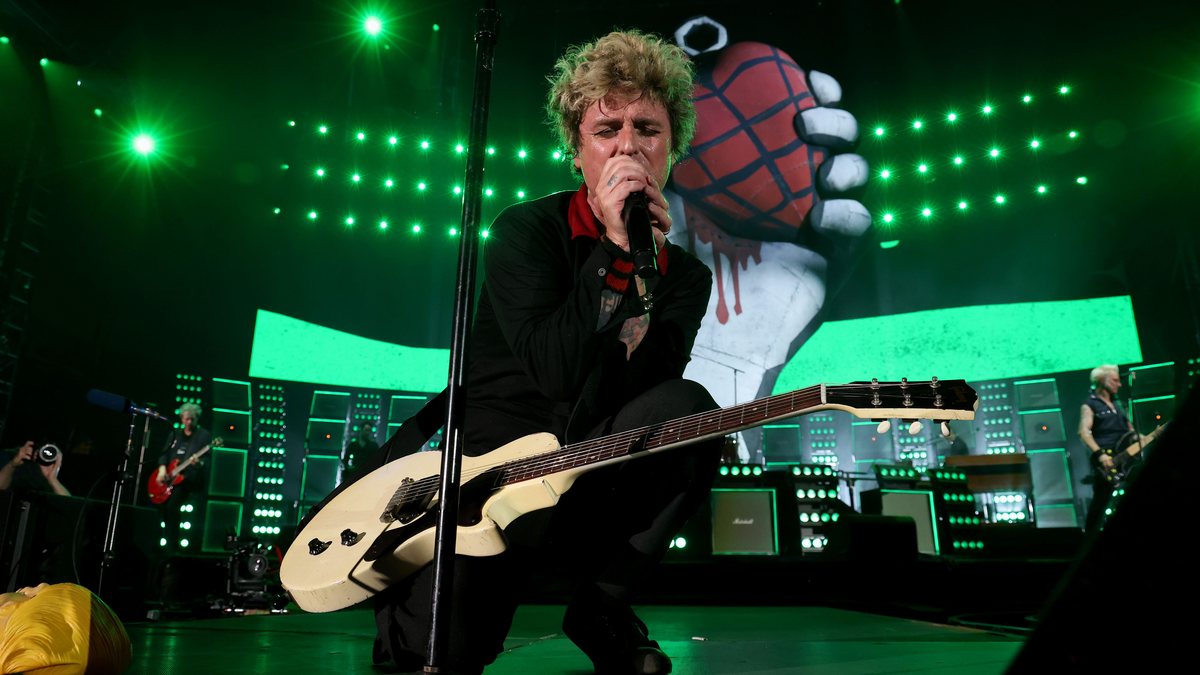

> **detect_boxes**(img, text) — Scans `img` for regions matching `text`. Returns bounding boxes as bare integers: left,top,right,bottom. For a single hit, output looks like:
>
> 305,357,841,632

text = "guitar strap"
296,388,448,532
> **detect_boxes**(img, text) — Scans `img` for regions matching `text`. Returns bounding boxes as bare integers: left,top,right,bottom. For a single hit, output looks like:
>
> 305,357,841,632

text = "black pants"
373,379,722,672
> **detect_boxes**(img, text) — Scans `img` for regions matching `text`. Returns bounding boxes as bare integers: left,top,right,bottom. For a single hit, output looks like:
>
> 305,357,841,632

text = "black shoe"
562,589,672,675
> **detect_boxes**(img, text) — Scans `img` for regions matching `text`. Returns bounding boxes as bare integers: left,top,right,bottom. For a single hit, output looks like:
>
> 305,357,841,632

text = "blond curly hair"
546,30,696,164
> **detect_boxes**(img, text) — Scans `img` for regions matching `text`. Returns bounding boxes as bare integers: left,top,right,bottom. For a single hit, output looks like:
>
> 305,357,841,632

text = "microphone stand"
426,2,499,671
98,407,161,595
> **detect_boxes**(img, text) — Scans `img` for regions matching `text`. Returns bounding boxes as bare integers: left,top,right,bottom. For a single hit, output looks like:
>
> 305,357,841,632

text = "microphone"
86,389,171,421
622,192,658,280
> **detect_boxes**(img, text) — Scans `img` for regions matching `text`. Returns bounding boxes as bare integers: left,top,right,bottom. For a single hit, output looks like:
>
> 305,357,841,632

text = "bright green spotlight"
379,220,389,230
1076,176,1088,185
318,125,328,134
957,201,968,210
989,147,1000,158
417,181,427,191
487,146,496,155
882,213,895,224
452,185,462,195
356,131,366,141
1022,94,1032,104
1068,130,1078,139
516,189,526,198
388,136,398,146
455,143,465,154
432,24,440,32
345,216,355,225
352,173,361,183
1059,85,1070,95
315,168,325,177
912,120,923,130
384,178,394,188
917,163,928,174
874,126,885,137
412,223,422,233
552,150,563,160
308,211,318,220
132,133,156,155
879,169,891,180
1030,139,1040,149
953,155,964,166
365,17,383,36
994,194,1006,204
449,227,458,236
39,57,49,66
287,120,295,127
920,206,932,218
0,36,9,45
946,112,958,122
93,108,103,117
481,229,490,239
982,104,993,115
484,188,494,197
1036,185,1047,194
420,140,430,150
273,207,281,215
517,149,527,159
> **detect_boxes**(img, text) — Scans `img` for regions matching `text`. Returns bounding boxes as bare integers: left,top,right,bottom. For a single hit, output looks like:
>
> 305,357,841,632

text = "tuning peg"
876,420,891,434
940,421,951,437
908,420,923,435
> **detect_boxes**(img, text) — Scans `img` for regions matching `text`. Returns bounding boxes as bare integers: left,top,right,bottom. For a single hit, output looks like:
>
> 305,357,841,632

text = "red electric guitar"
147,437,222,504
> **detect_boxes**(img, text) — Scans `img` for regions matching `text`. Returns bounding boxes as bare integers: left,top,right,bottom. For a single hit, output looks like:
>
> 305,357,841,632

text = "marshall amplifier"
710,488,778,555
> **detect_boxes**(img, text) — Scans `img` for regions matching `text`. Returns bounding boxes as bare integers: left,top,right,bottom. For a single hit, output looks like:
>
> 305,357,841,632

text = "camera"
35,444,60,466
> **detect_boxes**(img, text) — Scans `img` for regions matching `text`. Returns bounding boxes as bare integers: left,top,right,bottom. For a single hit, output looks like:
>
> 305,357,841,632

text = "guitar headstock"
825,378,978,425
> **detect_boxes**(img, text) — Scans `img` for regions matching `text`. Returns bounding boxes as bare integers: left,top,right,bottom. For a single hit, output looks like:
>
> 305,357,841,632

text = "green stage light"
552,150,563,160
0,37,9,44
365,16,383,36
352,173,361,183
345,216,355,225
517,149,527,159
308,211,318,220
273,207,281,215
982,104,993,115
384,178,394,188
412,223,422,233
879,169,891,180
958,201,968,210
1030,139,1040,149
388,136,398,146
356,131,366,141
432,24,440,32
953,155,964,166
92,108,104,118
881,212,895,224
379,220,388,230
287,120,295,127
487,146,496,155
484,188,494,197
39,57,49,66
1059,85,1071,95
912,119,923,130
1022,94,1032,104
318,125,328,134
132,133,156,155
481,229,490,238
315,168,325,177
879,239,900,249
874,126,885,137
994,194,1006,204
420,140,430,150
989,147,1000,158
281,163,289,170
449,227,458,236
1076,176,1088,185
1036,184,1047,194
920,206,932,218
917,163,928,174
455,143,465,154
452,185,462,195
417,181,427,191
1069,130,1078,139
946,112,958,122
517,190,526,198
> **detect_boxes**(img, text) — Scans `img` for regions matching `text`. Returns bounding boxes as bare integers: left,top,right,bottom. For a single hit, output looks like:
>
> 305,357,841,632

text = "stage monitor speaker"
852,420,894,461
208,447,248,498
211,378,251,410
1127,362,1174,397
1131,394,1174,432
1014,378,1060,409
762,423,801,463
860,489,938,555
1019,409,1065,446
710,488,778,555
301,454,341,502
1007,378,1197,672
389,394,429,424
212,408,251,447
306,419,345,453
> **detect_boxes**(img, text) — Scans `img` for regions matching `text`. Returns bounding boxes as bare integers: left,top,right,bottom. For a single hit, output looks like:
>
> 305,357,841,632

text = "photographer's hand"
39,454,70,496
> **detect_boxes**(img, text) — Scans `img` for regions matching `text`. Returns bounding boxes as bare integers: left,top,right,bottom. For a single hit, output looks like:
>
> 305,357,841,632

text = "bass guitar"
1091,423,1167,489
281,379,977,612
147,437,223,505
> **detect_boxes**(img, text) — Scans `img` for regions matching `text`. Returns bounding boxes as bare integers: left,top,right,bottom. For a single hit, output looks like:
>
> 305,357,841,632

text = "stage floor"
125,604,1024,674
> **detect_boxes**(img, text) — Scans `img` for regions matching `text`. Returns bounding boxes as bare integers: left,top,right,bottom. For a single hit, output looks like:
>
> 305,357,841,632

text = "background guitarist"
1079,364,1145,532
154,403,211,550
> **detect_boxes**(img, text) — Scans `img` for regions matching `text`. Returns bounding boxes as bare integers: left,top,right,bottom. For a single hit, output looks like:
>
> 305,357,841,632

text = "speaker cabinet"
710,489,778,555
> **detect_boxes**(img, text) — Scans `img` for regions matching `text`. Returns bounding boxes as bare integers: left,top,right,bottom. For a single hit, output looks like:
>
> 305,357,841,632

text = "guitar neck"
491,381,974,487
172,444,211,478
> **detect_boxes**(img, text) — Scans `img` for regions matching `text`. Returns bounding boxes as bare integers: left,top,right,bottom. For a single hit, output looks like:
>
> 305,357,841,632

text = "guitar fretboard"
493,385,825,486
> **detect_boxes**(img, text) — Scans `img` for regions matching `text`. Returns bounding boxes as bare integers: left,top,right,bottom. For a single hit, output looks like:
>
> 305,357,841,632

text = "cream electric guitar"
281,379,977,612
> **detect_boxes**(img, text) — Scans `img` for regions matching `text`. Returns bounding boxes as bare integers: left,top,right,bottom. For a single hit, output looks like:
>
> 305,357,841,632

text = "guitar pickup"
340,529,365,546
308,538,332,555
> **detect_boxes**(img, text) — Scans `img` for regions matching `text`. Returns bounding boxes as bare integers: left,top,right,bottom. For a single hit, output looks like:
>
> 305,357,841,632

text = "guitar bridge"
380,477,428,524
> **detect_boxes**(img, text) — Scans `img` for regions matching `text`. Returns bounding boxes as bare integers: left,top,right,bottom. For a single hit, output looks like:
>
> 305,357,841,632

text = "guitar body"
1092,425,1165,489
147,459,186,505
281,432,594,613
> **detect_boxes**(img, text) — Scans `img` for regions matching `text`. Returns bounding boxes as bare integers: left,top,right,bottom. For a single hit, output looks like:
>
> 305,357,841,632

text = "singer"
373,30,720,675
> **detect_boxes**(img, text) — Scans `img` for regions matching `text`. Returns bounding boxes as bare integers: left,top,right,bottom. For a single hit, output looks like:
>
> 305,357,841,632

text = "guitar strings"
378,382,972,505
